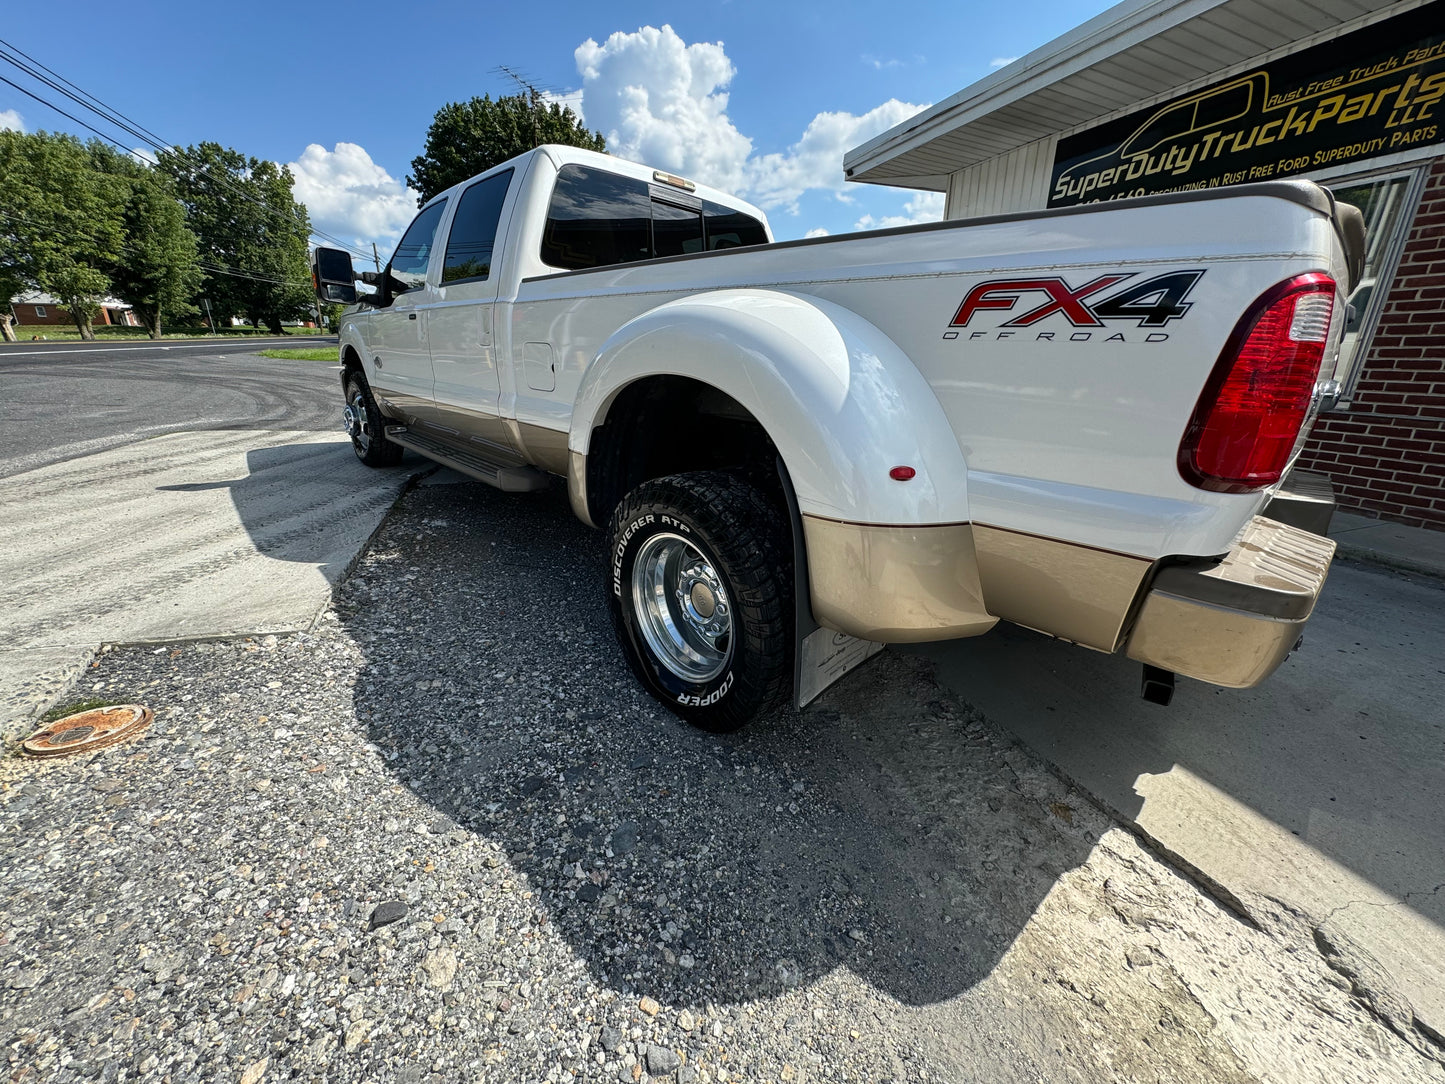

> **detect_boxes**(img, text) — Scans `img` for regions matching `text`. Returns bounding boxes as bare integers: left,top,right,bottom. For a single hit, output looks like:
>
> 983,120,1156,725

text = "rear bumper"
1262,468,1336,535
1124,515,1336,688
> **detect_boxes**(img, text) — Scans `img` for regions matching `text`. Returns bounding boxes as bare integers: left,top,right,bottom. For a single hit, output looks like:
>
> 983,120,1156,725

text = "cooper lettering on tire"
606,472,790,732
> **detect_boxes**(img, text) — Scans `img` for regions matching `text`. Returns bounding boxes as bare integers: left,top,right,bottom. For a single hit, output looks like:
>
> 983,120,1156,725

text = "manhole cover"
22,705,153,758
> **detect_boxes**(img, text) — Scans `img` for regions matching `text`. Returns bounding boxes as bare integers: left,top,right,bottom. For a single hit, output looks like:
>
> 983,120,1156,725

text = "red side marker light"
889,465,916,481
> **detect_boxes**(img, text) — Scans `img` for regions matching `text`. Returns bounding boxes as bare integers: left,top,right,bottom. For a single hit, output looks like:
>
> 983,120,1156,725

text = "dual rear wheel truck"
312,144,1363,730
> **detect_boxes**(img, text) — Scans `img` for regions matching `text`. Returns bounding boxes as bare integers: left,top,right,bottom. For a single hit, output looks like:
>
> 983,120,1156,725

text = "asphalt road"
0,337,340,478
0,338,411,732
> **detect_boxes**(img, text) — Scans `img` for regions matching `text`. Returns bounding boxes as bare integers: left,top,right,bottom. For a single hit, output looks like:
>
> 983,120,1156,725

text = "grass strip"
258,348,339,361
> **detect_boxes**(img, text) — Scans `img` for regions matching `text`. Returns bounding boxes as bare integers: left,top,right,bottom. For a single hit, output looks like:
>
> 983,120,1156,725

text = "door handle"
408,313,417,320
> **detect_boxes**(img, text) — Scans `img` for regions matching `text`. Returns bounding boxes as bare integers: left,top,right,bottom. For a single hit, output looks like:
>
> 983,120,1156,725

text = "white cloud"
0,109,25,133
989,56,1019,69
576,25,753,196
853,190,945,232
804,227,830,238
286,142,420,251
745,99,927,214
573,25,928,216
539,89,586,124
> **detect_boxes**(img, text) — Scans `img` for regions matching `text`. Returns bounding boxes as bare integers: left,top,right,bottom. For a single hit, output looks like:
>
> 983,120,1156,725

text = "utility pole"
372,243,381,273
202,297,215,334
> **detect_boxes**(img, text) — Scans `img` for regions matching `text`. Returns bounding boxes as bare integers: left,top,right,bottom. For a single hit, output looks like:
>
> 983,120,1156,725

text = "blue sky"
1,1,1113,249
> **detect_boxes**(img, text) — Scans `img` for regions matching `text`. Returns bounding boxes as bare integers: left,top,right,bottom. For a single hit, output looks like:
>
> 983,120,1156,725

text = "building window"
34,306,46,318
1324,166,1429,400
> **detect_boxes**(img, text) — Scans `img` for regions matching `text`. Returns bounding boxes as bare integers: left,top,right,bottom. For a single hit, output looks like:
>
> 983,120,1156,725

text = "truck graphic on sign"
1053,75,1263,203
1049,5,1445,207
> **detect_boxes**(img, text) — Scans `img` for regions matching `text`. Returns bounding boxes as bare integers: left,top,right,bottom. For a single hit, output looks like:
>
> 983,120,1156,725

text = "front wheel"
607,472,792,731
343,372,403,467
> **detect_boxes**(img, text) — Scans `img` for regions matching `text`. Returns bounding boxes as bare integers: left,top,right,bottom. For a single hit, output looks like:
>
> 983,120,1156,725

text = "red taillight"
1179,273,1335,493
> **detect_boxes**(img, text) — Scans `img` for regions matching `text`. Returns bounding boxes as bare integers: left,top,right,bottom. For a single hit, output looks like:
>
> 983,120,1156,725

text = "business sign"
1048,2,1445,207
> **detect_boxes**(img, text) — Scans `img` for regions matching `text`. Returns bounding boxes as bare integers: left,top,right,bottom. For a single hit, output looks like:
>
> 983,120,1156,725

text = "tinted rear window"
652,199,705,258
541,164,769,270
704,201,767,249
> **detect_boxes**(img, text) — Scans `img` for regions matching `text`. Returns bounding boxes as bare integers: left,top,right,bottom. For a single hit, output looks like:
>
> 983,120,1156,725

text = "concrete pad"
0,430,409,729
1329,511,1445,578
911,561,1445,1039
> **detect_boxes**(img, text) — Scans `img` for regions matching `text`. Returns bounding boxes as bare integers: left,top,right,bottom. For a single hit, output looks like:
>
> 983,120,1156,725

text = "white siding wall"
944,136,1056,220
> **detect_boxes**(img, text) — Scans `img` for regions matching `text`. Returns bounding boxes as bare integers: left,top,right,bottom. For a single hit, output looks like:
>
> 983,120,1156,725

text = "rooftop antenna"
493,64,543,146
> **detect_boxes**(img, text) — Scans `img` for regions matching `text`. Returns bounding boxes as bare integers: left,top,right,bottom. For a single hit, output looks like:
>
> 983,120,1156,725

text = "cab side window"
442,170,514,285
541,165,652,270
389,199,448,291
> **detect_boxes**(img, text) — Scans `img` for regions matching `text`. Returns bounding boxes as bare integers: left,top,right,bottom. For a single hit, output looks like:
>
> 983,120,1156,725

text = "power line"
0,74,135,150
1,210,312,289
0,39,168,144
0,40,372,260
0,41,377,263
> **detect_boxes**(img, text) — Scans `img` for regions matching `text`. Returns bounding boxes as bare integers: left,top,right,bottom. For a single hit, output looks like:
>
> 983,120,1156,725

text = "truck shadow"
337,477,1109,1008
910,565,1445,932
155,439,417,585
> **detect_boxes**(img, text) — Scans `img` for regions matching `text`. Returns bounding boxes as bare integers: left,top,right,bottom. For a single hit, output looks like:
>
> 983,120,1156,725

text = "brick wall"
12,303,68,326
1298,157,1445,532
13,304,132,327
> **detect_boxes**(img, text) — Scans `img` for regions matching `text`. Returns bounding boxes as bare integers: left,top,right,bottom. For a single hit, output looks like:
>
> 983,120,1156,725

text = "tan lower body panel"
568,450,595,528
515,421,571,475
801,518,997,642
972,524,1152,651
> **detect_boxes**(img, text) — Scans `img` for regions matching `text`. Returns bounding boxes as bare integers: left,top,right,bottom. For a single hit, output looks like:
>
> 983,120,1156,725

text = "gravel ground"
3,477,1442,1084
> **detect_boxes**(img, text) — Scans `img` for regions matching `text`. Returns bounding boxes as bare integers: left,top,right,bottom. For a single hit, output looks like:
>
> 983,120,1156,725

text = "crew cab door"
428,167,517,452
368,198,447,421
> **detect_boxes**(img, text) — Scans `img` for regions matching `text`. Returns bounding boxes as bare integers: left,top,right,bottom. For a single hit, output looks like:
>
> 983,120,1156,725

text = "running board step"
384,426,550,492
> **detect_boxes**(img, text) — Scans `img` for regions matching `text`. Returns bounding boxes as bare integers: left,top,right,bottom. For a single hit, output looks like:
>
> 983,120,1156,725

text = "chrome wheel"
630,533,732,682
343,390,372,456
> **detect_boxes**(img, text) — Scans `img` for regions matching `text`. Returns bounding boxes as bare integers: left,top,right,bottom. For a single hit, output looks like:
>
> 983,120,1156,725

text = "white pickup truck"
311,144,1364,730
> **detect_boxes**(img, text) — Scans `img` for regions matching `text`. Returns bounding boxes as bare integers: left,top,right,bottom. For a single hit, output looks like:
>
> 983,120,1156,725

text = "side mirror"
312,247,358,304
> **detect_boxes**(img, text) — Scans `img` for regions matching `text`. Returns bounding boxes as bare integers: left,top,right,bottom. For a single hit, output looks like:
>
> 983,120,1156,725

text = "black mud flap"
777,458,886,710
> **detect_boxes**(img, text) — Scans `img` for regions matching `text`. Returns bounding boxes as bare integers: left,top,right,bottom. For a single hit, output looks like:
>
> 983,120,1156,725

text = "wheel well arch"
339,344,364,389
582,375,782,527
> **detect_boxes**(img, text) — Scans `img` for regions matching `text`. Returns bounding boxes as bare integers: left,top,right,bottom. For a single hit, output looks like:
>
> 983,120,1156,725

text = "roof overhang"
844,0,1407,190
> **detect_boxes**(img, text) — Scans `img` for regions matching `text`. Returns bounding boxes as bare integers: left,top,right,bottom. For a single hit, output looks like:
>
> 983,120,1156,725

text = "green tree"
92,146,203,339
408,92,605,204
159,142,314,334
0,130,125,340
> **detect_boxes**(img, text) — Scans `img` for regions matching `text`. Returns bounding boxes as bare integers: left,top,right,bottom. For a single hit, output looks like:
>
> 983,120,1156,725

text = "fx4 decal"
950,270,1205,329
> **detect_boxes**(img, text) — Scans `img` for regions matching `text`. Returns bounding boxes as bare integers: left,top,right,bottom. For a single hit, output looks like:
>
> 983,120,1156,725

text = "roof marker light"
889,466,916,481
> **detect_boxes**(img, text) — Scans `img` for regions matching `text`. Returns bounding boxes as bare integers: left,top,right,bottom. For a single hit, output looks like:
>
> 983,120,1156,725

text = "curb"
1332,541,1445,582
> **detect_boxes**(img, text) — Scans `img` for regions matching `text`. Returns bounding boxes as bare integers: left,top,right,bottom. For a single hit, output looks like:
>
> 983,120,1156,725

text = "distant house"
10,292,140,328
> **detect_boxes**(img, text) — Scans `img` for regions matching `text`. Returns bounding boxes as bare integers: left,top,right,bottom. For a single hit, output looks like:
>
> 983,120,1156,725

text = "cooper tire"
607,472,791,731
343,371,403,467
